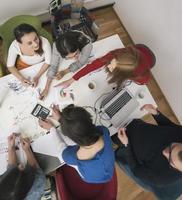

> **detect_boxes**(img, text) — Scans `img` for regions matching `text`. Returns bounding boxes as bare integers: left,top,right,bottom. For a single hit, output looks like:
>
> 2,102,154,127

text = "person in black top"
115,104,182,200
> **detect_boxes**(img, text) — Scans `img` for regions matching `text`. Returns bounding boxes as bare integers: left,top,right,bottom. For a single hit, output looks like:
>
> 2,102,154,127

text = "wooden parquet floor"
90,6,179,200
0,6,179,200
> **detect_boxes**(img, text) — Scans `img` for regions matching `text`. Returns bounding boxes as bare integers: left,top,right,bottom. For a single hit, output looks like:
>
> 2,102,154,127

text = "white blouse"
7,36,51,67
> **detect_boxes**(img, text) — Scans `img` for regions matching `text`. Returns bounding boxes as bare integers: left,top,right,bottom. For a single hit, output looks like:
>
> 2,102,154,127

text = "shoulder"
52,42,59,54
62,146,78,164
40,36,49,43
9,40,19,52
41,36,51,48
135,44,155,64
25,168,46,200
96,125,110,136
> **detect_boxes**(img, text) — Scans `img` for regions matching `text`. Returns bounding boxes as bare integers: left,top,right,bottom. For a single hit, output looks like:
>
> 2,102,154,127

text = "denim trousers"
115,149,182,200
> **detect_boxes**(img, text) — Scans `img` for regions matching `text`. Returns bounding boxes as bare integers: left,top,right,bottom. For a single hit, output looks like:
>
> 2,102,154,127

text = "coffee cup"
88,82,96,90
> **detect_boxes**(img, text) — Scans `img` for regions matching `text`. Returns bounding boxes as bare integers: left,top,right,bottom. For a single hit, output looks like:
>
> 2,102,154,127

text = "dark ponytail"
55,31,90,58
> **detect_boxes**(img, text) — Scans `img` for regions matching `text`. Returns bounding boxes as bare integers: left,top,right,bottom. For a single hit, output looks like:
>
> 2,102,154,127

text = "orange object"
16,58,30,70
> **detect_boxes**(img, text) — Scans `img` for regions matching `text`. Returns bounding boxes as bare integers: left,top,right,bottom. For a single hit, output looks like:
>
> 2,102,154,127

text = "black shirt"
117,112,182,186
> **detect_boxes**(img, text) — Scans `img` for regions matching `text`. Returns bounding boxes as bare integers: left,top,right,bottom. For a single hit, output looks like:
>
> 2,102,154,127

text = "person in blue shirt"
39,104,115,183
0,134,46,200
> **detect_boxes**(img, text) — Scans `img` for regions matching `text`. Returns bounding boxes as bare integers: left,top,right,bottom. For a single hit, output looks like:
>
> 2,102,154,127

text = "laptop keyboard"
105,91,132,118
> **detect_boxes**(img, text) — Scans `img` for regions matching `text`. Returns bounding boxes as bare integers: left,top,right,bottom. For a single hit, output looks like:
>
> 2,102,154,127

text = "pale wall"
0,0,115,24
114,0,182,123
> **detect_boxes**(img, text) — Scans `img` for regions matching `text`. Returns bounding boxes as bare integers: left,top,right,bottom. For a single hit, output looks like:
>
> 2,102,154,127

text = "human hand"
38,119,54,130
20,137,31,151
54,78,74,88
39,88,49,100
49,104,61,121
8,134,16,150
32,76,39,87
117,128,129,147
140,104,158,115
55,70,66,80
20,77,32,87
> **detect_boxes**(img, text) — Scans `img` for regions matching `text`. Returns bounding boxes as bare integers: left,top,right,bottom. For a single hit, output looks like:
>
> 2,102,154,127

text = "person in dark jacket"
115,104,182,200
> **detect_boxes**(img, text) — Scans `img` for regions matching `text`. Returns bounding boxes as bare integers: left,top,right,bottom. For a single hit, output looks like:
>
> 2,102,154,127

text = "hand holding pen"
20,77,33,87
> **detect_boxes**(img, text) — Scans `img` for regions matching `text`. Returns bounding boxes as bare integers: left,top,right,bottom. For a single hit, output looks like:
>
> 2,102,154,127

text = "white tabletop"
0,34,157,173
0,34,125,138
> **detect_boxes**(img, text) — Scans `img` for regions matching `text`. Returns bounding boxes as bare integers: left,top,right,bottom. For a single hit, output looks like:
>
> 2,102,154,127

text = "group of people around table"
0,23,181,200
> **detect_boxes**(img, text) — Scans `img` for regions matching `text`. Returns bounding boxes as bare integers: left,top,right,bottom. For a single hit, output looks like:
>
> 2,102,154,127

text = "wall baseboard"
39,2,115,23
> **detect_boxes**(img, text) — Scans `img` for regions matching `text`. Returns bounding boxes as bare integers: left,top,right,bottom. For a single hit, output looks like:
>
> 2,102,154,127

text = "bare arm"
8,67,31,86
7,134,17,165
141,104,178,127
39,77,52,100
25,148,39,168
21,138,39,168
34,63,50,80
33,63,50,87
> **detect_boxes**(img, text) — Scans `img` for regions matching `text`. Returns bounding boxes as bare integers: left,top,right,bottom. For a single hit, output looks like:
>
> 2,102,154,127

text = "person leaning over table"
0,134,46,200
43,30,93,98
54,44,156,88
6,23,51,98
115,104,182,200
38,104,115,184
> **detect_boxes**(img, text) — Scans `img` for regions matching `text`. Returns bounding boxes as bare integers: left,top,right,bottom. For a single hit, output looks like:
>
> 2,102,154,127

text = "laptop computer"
100,87,139,128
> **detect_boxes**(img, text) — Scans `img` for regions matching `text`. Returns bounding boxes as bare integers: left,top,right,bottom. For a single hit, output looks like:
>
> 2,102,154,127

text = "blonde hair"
107,46,140,87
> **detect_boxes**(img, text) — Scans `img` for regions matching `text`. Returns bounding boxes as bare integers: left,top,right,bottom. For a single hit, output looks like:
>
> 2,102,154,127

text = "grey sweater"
47,34,93,78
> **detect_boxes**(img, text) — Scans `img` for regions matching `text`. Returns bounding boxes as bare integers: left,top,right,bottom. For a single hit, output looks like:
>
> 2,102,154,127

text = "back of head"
14,23,38,43
107,46,140,87
55,31,90,58
0,166,35,200
60,104,101,146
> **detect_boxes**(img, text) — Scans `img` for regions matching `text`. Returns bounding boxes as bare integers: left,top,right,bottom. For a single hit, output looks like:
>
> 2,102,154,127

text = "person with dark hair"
115,104,182,200
0,134,46,200
44,30,92,97
38,104,115,183
7,23,51,98
54,44,155,88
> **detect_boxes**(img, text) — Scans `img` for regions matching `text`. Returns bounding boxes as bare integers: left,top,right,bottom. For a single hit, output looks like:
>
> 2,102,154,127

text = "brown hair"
35,37,43,56
106,46,140,87
14,23,43,56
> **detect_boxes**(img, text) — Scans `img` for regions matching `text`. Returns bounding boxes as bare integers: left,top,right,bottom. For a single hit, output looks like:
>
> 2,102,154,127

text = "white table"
0,34,156,173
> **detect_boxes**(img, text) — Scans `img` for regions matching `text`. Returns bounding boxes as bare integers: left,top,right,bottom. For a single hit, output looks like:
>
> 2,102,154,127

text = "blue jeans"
115,150,182,200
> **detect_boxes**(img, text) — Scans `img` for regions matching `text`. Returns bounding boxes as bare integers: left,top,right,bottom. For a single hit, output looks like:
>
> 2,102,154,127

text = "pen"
70,93,74,101
46,125,60,134
24,81,34,86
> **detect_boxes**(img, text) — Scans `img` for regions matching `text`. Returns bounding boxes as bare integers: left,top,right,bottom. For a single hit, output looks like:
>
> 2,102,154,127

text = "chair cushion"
56,164,117,200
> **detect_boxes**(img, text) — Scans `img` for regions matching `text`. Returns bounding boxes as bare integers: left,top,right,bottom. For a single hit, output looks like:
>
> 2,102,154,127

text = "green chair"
0,15,53,76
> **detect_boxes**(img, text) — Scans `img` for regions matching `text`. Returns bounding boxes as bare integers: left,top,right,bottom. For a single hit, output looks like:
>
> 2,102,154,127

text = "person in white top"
7,23,52,99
